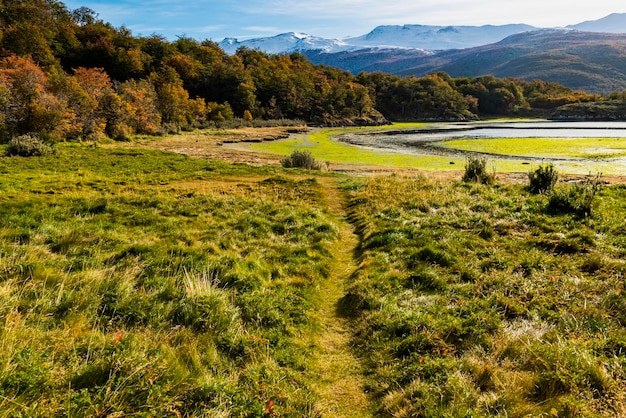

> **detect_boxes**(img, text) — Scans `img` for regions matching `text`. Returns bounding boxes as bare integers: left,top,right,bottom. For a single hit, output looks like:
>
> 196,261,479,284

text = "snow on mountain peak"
219,32,353,54
217,15,626,56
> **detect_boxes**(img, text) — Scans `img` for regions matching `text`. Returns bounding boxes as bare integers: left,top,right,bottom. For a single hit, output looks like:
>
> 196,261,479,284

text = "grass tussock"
462,156,495,184
5,134,54,157
528,163,559,194
281,150,323,170
547,173,602,217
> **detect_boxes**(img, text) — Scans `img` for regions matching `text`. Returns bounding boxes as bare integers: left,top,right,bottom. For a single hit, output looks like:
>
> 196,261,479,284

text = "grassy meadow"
2,135,626,417
341,174,626,416
0,145,341,416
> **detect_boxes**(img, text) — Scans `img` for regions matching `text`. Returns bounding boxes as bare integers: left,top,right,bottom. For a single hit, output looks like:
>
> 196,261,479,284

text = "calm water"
331,120,626,173
388,121,626,142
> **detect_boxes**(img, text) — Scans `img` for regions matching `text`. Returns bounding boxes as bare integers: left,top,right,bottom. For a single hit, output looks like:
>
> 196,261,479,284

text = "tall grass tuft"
547,173,601,217
281,150,322,170
462,156,495,184
528,163,558,194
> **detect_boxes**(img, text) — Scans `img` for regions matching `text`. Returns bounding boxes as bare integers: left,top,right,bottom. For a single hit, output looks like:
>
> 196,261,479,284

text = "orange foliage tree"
0,55,70,141
118,79,161,135
68,67,112,139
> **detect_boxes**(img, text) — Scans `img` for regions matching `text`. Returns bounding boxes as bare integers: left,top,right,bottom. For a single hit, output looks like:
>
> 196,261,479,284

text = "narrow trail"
312,176,372,417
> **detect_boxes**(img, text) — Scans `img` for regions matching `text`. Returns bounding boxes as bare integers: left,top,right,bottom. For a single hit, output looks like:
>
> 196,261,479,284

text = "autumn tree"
207,102,234,122
456,75,528,114
0,55,69,141
117,79,161,135
68,67,112,139
153,67,191,129
0,0,77,68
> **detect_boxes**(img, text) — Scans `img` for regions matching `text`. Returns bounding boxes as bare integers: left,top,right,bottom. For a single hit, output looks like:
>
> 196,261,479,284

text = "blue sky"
61,0,626,41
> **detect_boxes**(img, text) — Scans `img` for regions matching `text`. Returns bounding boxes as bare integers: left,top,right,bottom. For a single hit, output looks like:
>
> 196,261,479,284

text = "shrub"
547,174,601,217
462,156,495,184
5,135,54,157
281,150,322,170
528,163,558,194
109,124,133,142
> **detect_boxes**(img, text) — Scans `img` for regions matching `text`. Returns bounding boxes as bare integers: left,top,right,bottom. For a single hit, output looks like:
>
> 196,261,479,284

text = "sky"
61,0,626,41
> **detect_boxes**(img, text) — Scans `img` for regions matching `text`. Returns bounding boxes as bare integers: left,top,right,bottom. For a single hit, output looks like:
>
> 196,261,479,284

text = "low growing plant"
462,155,494,184
281,150,322,170
528,163,558,194
5,134,54,157
547,173,602,217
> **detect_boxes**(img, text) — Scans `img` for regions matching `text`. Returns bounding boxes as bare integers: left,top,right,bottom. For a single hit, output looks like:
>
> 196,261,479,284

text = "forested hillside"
0,0,621,143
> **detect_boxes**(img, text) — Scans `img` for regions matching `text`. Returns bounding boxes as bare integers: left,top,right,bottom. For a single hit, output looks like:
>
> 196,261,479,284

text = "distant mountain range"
219,24,539,54
218,13,626,94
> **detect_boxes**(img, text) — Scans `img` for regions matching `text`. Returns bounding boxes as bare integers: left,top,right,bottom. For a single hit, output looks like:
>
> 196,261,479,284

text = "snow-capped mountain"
219,32,354,54
218,14,626,56
218,24,537,55
343,24,538,50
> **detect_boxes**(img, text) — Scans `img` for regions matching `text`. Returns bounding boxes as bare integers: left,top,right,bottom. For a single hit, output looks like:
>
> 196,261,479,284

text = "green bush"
5,135,54,157
528,163,558,194
547,174,601,217
462,156,494,184
281,150,322,170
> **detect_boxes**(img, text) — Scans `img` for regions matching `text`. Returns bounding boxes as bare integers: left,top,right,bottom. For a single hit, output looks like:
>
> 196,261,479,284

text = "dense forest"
0,0,619,143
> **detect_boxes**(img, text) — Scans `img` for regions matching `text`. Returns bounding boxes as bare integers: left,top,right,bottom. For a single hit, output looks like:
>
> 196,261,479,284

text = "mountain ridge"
219,14,626,55
395,30,626,94
218,23,541,54
218,13,626,94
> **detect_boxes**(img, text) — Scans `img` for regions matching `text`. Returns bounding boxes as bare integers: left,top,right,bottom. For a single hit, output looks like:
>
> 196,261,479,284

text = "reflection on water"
390,121,626,142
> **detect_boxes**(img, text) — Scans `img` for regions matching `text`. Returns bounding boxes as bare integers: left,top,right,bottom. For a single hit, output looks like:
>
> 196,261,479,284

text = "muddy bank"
333,121,626,163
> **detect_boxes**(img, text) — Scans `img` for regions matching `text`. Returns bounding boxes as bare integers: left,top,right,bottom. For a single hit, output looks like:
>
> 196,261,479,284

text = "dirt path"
312,176,372,417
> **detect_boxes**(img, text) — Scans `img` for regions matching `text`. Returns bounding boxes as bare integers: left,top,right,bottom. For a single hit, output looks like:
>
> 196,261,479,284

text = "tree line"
0,0,615,142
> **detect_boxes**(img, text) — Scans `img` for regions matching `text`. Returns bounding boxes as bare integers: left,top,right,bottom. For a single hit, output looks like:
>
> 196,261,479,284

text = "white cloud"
62,0,626,40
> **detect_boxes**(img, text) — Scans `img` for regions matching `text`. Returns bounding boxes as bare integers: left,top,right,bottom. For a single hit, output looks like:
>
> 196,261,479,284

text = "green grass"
0,145,338,416
442,137,626,159
441,137,626,174
251,125,626,175
251,124,469,170
340,175,626,416
4,138,626,416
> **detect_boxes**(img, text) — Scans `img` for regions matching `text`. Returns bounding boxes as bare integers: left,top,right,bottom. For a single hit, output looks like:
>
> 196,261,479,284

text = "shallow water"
329,120,626,174
388,121,626,142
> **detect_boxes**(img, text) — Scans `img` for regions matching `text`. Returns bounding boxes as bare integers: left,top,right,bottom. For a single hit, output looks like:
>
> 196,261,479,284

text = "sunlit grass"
4,134,626,416
251,125,626,174
0,146,340,416
442,137,626,159
251,124,469,169
341,175,626,417
441,136,626,175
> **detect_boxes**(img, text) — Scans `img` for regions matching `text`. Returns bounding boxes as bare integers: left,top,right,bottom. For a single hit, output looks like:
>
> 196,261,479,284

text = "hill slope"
304,30,626,94
567,12,626,33
397,30,626,93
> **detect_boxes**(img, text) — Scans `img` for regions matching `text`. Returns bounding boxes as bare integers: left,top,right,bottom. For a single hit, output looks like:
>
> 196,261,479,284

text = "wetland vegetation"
4,1,626,416
2,136,626,416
